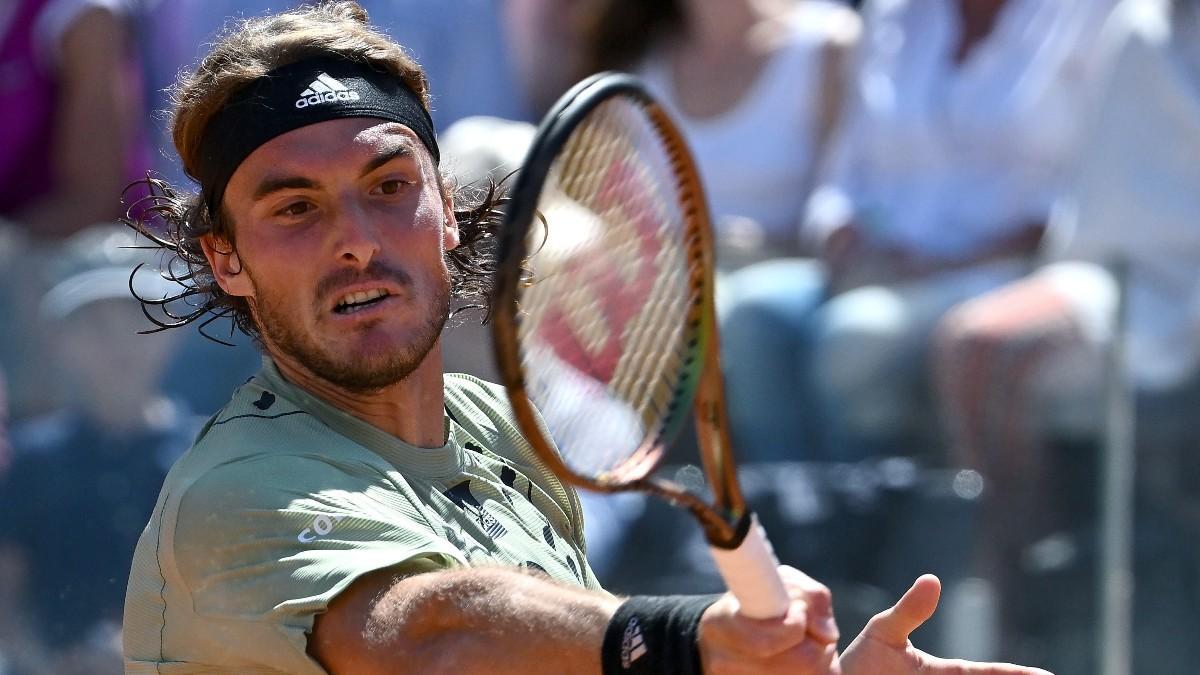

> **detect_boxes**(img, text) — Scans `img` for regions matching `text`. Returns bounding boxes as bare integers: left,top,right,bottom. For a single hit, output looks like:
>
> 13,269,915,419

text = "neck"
270,345,448,449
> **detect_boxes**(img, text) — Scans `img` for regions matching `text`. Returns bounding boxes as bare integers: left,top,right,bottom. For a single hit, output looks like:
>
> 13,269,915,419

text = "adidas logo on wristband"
295,72,361,109
620,617,647,668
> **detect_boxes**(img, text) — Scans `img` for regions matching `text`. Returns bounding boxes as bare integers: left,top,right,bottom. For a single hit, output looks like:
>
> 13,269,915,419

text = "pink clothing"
0,0,57,215
0,0,149,220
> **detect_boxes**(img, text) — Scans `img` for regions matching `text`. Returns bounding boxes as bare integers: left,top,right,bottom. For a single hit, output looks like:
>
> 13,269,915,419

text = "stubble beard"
251,268,452,393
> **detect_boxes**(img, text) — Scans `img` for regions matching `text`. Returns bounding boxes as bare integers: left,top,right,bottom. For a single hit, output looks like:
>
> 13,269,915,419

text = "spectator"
584,0,860,260
720,0,1116,463
0,0,147,238
0,225,199,674
934,0,1200,657
0,0,150,419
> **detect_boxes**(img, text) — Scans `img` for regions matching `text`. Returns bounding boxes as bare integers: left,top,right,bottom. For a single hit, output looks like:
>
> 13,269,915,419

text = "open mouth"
333,288,392,315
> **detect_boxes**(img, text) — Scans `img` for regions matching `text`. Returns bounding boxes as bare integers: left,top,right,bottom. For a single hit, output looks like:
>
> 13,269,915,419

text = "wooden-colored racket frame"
491,73,750,548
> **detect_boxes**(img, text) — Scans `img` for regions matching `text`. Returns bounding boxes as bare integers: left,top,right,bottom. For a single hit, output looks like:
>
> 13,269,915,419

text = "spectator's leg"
932,263,1115,645
809,262,1027,463
718,258,825,462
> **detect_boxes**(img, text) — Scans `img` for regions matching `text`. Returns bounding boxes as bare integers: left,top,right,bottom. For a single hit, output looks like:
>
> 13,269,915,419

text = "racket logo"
536,157,666,383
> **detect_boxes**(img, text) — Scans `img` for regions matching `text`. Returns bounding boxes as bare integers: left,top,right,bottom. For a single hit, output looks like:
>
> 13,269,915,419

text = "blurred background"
1,0,1198,673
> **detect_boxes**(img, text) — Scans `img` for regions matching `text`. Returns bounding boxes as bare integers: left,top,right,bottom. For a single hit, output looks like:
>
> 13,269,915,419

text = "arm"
310,565,619,674
310,565,842,675
15,7,132,237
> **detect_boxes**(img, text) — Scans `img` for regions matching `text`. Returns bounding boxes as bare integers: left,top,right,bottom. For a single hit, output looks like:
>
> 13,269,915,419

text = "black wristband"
601,594,721,675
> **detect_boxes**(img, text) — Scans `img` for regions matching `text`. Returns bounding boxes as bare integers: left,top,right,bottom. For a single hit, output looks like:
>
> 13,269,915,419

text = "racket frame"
491,73,751,550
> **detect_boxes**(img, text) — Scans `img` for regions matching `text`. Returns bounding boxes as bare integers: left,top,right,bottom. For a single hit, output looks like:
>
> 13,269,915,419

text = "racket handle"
709,513,791,619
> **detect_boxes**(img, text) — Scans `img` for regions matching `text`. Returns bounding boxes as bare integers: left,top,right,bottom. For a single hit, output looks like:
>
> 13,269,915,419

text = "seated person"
0,225,194,674
933,0,1200,656
720,0,1117,462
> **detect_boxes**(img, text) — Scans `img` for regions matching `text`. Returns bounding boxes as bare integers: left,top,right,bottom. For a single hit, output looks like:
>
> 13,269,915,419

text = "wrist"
601,594,721,675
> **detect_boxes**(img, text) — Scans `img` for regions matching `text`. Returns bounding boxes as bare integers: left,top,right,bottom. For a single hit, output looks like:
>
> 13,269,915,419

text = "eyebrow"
250,142,417,202
252,175,319,201
360,143,414,177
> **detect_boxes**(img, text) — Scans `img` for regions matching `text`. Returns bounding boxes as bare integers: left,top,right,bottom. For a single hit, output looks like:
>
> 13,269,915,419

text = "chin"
308,325,443,392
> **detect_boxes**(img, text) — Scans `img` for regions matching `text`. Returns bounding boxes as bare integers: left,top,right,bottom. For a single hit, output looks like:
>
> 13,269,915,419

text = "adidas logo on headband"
295,72,361,109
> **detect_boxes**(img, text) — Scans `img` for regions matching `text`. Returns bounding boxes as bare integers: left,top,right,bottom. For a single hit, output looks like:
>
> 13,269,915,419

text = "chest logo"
443,481,507,539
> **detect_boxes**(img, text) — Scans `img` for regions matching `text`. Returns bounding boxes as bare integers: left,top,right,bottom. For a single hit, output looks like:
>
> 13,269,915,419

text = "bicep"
309,563,436,675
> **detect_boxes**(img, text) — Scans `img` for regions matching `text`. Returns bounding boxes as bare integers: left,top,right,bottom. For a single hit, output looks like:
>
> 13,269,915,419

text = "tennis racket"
490,72,789,618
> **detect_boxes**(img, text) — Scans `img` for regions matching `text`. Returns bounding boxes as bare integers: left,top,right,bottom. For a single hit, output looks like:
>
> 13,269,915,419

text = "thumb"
863,574,942,648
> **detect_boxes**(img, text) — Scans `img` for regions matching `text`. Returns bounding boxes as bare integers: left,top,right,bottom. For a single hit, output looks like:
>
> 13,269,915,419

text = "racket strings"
516,97,706,479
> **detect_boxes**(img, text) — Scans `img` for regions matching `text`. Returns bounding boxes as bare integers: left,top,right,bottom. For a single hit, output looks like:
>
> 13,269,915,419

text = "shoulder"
161,378,399,529
446,367,511,410
186,374,334,462
443,373,549,462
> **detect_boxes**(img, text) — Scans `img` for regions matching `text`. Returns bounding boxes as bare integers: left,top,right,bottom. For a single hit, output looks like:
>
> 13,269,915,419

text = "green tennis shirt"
124,359,601,674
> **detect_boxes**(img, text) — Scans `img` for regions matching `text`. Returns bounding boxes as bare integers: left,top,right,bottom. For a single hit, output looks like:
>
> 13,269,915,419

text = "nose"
333,201,382,267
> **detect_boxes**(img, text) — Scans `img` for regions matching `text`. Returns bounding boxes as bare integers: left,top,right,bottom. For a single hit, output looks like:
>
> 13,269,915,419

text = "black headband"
194,55,439,216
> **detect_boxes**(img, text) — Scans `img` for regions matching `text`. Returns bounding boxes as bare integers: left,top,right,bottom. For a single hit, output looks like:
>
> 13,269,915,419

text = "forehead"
230,118,429,183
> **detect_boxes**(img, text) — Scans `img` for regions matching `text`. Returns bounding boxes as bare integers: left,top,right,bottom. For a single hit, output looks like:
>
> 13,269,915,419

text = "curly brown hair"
124,1,506,344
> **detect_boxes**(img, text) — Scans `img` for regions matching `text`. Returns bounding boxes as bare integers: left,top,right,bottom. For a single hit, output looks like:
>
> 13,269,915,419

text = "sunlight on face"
220,119,456,391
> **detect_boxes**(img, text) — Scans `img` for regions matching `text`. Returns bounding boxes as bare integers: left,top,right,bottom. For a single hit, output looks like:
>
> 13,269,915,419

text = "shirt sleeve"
168,452,467,674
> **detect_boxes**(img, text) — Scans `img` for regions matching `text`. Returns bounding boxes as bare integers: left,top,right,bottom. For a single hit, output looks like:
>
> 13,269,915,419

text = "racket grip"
708,513,791,619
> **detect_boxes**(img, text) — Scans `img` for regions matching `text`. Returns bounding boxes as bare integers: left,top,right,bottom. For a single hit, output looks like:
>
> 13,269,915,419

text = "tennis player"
122,3,1052,674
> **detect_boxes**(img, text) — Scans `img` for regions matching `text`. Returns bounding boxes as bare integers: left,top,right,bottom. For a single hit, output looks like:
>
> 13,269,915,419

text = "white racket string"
515,97,701,480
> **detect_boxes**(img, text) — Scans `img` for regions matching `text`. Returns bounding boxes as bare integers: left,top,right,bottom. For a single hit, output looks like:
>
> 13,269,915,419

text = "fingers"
920,654,1054,675
701,592,809,659
778,565,839,644
861,574,942,648
703,639,840,675
699,568,843,674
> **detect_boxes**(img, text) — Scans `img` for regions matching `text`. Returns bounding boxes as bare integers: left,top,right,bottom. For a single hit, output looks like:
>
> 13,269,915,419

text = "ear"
200,234,255,298
442,193,460,251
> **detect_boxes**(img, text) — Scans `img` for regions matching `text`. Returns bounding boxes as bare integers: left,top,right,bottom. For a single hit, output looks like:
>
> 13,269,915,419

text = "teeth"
336,288,388,310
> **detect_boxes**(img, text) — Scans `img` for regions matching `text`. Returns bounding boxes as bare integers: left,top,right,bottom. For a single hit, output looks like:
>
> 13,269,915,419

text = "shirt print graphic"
442,480,508,539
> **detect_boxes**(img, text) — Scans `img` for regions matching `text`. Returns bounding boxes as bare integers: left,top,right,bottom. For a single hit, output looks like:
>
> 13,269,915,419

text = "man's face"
212,118,459,392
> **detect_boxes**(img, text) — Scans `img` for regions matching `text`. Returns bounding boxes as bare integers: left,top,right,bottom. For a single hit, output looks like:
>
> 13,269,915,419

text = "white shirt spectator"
1042,0,1200,389
639,1,859,243
805,0,1115,261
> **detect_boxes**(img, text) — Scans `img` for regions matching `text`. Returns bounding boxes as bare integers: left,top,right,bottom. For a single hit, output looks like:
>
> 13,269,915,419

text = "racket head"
491,72,715,495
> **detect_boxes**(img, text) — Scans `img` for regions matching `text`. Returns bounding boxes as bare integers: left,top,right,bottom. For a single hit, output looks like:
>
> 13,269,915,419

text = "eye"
277,201,312,217
378,179,404,195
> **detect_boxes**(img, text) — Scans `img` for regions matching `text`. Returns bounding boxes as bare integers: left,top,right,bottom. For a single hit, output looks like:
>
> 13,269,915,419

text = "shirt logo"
295,73,361,109
298,513,347,543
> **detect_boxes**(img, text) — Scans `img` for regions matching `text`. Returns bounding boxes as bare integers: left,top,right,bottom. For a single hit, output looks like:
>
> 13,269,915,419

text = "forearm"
312,565,621,675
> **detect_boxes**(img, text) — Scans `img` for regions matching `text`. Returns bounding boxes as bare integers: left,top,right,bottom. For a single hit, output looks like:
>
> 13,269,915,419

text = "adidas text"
296,89,360,109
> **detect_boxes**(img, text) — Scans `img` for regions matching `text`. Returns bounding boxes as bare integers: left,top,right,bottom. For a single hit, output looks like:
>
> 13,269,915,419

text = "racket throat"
705,510,754,551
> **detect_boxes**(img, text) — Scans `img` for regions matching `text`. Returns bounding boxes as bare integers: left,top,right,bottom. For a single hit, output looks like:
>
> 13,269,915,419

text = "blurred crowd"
2,0,1199,673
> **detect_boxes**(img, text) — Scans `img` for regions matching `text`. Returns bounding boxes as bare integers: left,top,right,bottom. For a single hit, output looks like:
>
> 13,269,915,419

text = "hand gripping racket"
490,72,789,618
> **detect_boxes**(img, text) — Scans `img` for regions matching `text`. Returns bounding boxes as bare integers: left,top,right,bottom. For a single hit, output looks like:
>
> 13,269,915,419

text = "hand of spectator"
698,565,842,674
822,223,909,292
821,223,863,284
839,575,1053,675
